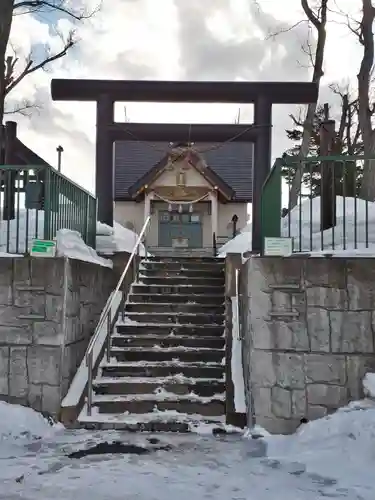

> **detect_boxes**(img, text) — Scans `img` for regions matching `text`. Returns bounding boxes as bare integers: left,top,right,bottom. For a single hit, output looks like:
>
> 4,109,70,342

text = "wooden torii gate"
50,79,317,253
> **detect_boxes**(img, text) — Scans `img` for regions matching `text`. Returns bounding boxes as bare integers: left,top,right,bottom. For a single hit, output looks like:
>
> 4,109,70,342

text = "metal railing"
0,165,97,253
261,155,375,254
45,167,97,248
85,215,151,416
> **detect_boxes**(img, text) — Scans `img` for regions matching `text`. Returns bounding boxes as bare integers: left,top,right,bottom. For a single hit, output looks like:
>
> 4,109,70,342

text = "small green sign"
30,239,56,257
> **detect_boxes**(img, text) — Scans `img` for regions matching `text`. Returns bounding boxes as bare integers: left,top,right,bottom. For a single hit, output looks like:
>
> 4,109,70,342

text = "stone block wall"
0,257,118,415
241,256,375,434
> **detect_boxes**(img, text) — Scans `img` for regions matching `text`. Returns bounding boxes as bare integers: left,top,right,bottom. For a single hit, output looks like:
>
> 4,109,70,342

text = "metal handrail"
85,215,151,415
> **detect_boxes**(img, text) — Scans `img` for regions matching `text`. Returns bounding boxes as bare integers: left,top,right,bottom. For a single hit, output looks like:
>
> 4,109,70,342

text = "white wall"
218,203,248,237
115,200,248,248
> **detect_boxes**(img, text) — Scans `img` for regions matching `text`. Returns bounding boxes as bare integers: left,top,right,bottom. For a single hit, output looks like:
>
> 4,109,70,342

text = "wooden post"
320,105,336,231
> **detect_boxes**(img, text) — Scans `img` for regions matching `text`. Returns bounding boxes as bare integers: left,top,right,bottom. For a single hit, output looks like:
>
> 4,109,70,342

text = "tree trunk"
0,0,14,165
0,0,13,122
358,0,375,200
288,0,328,209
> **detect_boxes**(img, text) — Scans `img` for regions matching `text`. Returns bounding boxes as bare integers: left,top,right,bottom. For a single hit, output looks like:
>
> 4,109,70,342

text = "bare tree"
356,0,375,200
0,1,14,126
0,0,99,126
287,0,329,209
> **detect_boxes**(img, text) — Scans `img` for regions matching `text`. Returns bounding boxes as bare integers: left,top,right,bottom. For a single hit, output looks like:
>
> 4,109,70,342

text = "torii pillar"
51,80,318,253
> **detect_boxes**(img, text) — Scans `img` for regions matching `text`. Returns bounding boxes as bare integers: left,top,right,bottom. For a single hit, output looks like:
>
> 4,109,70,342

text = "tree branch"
13,0,100,20
265,19,308,40
5,99,40,116
301,0,322,29
5,31,75,95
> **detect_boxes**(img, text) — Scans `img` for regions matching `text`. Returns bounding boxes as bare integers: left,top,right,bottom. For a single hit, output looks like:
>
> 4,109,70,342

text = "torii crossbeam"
51,79,318,253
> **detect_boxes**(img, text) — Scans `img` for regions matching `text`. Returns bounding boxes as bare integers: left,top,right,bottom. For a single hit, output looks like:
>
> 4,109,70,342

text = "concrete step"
123,312,225,325
93,378,225,397
111,334,225,349
101,362,224,379
132,284,225,295
138,276,224,287
92,395,225,416
80,420,211,433
125,302,225,315
109,347,224,364
128,293,224,305
139,267,224,279
147,248,216,258
145,256,224,264
141,260,224,271
116,324,225,337
78,405,225,432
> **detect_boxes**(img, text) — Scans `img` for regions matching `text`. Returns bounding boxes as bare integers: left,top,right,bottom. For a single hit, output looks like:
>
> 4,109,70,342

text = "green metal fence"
0,165,97,254
261,155,375,254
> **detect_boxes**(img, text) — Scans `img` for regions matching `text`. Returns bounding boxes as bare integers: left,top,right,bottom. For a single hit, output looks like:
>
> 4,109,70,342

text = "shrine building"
113,140,253,252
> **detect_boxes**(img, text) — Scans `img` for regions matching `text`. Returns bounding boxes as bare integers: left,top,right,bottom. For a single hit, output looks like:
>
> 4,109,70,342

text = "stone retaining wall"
0,256,125,415
240,256,375,434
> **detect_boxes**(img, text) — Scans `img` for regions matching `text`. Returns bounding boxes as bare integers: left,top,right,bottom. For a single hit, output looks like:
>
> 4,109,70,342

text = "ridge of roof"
114,140,253,202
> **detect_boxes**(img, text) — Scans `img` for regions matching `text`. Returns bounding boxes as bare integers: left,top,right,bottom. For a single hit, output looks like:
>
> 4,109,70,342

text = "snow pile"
363,372,375,398
260,373,375,492
219,196,375,257
218,222,251,258
284,196,375,254
56,229,113,268
265,401,375,491
0,209,44,255
0,209,113,267
0,401,62,441
96,221,146,256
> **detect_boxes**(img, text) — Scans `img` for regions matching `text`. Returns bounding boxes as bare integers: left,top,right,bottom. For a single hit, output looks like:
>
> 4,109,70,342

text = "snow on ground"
2,383,375,499
219,196,375,257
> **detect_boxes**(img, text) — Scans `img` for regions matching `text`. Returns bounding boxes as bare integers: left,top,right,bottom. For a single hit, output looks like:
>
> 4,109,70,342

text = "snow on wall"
0,209,147,267
230,299,246,413
96,221,146,256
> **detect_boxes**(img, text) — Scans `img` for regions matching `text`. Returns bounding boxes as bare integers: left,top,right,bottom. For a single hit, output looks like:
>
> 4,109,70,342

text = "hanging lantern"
189,204,193,213
168,204,172,212
178,204,183,213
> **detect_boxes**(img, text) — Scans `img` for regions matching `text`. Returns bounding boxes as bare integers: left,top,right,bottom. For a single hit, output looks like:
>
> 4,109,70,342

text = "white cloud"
4,0,365,195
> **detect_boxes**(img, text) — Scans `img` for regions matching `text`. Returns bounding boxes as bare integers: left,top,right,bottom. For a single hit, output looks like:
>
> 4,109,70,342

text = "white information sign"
264,237,293,256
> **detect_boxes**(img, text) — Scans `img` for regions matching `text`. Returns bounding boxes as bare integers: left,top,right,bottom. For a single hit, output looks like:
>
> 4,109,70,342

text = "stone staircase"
80,255,226,432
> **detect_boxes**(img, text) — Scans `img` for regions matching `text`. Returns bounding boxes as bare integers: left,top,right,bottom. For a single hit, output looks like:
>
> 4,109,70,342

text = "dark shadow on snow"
67,440,172,459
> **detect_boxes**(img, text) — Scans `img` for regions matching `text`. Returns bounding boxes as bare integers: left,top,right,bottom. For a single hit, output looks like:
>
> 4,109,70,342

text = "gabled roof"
14,139,51,166
114,141,253,202
128,144,235,200
0,136,51,167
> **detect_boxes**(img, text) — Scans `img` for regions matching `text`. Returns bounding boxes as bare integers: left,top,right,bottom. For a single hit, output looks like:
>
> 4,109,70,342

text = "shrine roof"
114,140,253,202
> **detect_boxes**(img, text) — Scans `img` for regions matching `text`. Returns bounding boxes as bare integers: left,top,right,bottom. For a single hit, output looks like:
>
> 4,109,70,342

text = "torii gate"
50,79,317,253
